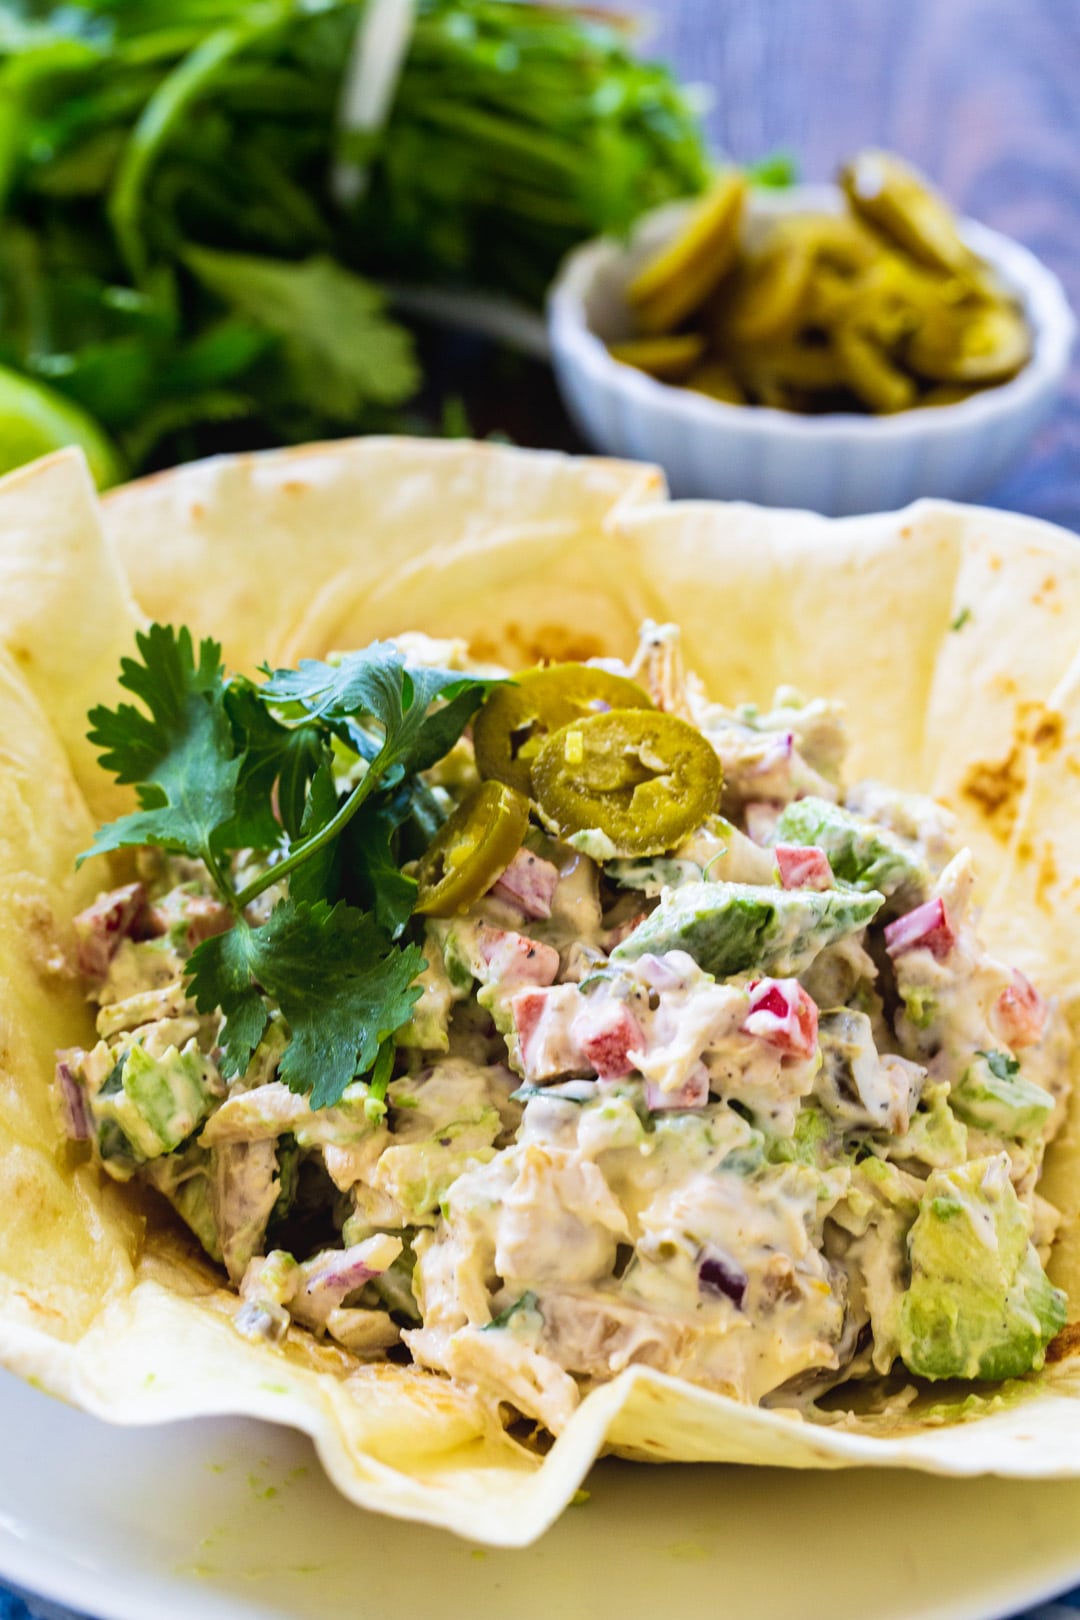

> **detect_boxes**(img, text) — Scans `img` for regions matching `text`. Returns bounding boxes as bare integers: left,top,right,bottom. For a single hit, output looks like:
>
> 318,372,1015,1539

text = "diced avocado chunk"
146,1142,223,1263
774,797,927,897
607,856,703,896
434,921,480,997
767,1103,835,1169
610,880,883,977
951,1051,1055,1144
898,1155,1066,1381
875,1081,968,1171
270,1134,300,1227
94,1039,220,1162
900,983,938,1030
375,1107,501,1222
396,932,454,1053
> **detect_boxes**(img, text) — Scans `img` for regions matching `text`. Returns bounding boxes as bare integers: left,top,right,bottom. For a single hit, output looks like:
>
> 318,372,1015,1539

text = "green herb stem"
108,25,254,281
233,748,387,909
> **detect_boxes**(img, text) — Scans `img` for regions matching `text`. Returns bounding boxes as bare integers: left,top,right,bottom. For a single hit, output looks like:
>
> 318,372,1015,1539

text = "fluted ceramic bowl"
548,184,1075,515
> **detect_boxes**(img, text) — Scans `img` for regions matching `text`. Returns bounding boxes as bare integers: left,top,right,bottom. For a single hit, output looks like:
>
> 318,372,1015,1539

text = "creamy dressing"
57,620,1073,1428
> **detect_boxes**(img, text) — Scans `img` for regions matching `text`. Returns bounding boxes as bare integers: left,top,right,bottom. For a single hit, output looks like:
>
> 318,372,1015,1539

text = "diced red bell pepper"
646,1063,710,1111
606,911,648,950
995,969,1047,1049
490,846,560,920
742,978,819,1059
147,892,233,946
72,882,147,979
511,985,587,1082
572,999,643,1082
477,925,560,987
775,843,834,892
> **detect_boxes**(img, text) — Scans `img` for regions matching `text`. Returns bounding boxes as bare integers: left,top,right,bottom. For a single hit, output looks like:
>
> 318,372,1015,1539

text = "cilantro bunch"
83,624,496,1108
0,0,707,480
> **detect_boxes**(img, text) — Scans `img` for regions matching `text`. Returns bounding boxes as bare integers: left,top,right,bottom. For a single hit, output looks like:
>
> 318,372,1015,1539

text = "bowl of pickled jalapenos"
548,150,1074,514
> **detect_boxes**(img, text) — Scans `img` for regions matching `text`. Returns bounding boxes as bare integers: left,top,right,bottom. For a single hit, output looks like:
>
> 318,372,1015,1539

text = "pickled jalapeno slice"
532,709,722,857
905,301,1031,384
627,170,747,334
840,149,974,279
606,147,1031,418
414,780,530,917
608,333,707,381
473,663,653,796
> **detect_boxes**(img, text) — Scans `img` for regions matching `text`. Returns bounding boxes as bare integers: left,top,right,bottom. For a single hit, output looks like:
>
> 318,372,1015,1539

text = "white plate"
3,1370,1080,1620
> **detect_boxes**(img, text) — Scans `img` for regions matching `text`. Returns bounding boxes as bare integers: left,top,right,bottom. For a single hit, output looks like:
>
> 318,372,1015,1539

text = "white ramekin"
547,184,1076,515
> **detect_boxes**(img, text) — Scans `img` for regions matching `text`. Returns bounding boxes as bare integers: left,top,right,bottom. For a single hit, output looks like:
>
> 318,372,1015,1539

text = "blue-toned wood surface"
1,4,1077,1618
647,0,1080,533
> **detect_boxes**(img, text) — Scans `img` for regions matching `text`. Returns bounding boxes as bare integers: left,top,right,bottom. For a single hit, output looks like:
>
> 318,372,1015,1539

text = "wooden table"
462,0,1079,533
652,0,1080,532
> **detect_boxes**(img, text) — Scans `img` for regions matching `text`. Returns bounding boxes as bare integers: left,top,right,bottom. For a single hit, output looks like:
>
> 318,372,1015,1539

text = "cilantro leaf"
82,624,245,874
223,682,327,846
186,935,271,1082
344,795,420,937
259,644,495,781
89,622,224,786
187,898,423,1108
183,248,419,418
288,759,342,905
980,1049,1022,1082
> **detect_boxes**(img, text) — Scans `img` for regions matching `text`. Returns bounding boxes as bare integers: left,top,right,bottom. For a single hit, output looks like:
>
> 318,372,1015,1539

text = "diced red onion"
758,732,795,769
743,802,782,845
55,1052,91,1141
775,844,834,892
632,952,685,991
698,1248,748,1308
884,897,956,962
291,1244,397,1330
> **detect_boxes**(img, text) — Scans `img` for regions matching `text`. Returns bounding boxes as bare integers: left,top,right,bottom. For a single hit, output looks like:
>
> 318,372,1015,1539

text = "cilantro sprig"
82,625,498,1107
186,901,424,1110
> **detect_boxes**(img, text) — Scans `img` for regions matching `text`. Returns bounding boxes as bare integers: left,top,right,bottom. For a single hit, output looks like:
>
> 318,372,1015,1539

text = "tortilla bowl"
0,438,1077,1547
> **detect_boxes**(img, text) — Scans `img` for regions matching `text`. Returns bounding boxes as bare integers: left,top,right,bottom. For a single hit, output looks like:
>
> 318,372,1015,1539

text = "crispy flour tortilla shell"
102,438,665,674
0,442,1078,1547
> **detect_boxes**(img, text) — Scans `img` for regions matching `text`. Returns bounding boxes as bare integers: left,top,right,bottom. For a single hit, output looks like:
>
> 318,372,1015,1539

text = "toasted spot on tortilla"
282,480,309,495
189,501,205,521
14,1288,65,1324
507,623,608,665
1022,701,1065,758
1032,573,1062,608
961,748,1025,836
10,892,67,977
1036,843,1060,911
1045,1321,1080,1363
